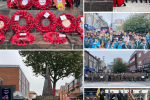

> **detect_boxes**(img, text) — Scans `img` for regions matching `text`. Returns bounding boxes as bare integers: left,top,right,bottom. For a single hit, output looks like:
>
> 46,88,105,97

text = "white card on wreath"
57,0,62,3
60,15,67,21
59,34,66,37
15,15,19,21
22,0,28,5
44,12,50,18
11,0,14,2
39,0,46,5
81,17,83,22
19,33,27,36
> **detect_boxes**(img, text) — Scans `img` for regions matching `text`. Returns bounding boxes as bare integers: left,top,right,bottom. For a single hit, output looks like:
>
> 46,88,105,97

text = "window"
138,61,142,66
143,50,148,54
84,60,87,66
144,57,149,64
138,53,141,58
90,62,92,68
75,88,77,93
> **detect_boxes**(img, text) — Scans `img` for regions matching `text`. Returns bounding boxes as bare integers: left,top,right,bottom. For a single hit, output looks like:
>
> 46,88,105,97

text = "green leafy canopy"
19,51,83,88
112,60,127,73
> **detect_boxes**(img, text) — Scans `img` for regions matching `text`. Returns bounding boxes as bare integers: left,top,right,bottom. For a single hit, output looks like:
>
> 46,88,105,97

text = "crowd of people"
84,30,150,49
84,72,149,82
85,89,147,100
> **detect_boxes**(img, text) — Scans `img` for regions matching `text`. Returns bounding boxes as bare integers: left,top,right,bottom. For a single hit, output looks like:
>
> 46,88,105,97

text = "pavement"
113,1,150,12
84,79,150,87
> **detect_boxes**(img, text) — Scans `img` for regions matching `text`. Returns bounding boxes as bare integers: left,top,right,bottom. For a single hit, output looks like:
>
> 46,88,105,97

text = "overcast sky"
98,13,133,25
0,50,74,95
88,50,135,64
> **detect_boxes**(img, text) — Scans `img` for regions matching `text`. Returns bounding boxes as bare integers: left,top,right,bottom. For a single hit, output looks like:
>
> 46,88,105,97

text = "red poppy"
10,10,34,34
7,0,18,8
43,32,67,44
79,34,83,41
0,34,6,43
57,13,76,33
34,0,52,10
0,14,10,35
35,11,57,34
76,15,83,35
10,32,35,46
17,0,33,10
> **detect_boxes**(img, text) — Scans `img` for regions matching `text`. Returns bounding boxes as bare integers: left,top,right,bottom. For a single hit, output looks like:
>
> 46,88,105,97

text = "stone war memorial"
36,66,58,100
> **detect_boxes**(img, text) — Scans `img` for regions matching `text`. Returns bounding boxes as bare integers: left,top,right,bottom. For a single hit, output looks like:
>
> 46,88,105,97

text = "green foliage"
122,14,150,33
19,51,83,88
117,24,124,31
112,60,127,73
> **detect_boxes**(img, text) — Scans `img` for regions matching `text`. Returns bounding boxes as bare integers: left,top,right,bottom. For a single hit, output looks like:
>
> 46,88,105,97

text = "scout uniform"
139,43,147,49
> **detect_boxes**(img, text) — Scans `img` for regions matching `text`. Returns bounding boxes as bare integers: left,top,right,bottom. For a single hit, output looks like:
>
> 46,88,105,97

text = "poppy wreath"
66,0,74,7
57,13,76,33
17,0,33,10
35,11,57,34
79,34,83,41
34,0,52,10
76,15,83,35
0,34,6,43
10,32,35,46
7,0,18,8
10,10,34,34
43,32,67,44
0,14,10,35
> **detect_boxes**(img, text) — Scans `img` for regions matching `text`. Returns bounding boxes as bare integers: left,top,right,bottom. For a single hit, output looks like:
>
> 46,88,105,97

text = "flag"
96,88,100,98
110,23,113,30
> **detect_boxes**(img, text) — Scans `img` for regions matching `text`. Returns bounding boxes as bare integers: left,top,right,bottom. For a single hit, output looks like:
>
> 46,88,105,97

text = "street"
84,79,150,87
0,1,7,10
113,2,150,12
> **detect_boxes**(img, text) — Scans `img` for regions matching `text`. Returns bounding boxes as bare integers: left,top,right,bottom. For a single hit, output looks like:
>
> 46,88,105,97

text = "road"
113,2,150,12
84,79,150,87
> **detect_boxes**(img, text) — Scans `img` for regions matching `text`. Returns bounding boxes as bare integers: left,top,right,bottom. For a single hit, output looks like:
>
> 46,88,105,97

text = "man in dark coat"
110,91,115,100
99,89,105,100
122,41,129,49
117,90,123,100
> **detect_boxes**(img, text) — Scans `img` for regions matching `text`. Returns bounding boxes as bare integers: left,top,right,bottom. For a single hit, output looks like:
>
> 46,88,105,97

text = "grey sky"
0,50,74,95
98,13,133,25
88,50,135,64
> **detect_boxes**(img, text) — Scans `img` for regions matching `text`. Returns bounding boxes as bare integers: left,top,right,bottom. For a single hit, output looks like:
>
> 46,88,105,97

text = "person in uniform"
134,73,137,82
118,73,120,82
137,91,144,100
91,73,94,82
110,91,115,100
87,72,90,82
111,73,113,82
126,73,128,81
121,73,124,81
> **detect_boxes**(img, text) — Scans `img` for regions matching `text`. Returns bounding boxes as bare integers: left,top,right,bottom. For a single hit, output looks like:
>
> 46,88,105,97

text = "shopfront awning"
89,68,95,72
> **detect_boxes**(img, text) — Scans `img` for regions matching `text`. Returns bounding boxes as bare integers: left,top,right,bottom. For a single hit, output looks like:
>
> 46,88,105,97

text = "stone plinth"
84,1,113,11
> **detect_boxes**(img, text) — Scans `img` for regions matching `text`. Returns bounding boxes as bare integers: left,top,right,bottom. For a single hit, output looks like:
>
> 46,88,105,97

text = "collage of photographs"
0,0,150,99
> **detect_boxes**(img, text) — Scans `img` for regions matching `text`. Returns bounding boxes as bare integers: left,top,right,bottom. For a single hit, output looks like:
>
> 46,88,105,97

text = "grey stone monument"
37,66,57,100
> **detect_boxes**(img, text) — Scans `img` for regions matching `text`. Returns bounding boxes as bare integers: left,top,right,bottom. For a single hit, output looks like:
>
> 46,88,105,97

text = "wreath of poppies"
0,34,6,43
79,34,83,41
76,15,83,35
66,0,74,7
7,0,18,8
10,32,35,46
0,14,10,35
35,11,57,34
17,0,33,10
34,0,52,10
43,32,67,44
57,13,76,33
10,10,34,34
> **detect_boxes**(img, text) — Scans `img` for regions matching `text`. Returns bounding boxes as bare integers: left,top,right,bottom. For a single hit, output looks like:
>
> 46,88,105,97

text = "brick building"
84,51,102,72
59,74,83,100
129,50,150,72
0,77,3,85
0,65,30,98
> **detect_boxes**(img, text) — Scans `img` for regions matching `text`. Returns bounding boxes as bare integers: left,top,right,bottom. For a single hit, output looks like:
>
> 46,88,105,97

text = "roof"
0,65,20,67
29,91,37,94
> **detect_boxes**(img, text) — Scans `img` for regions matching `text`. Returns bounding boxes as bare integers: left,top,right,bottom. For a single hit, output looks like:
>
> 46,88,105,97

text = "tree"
112,60,127,73
19,51,83,89
122,13,150,33
117,24,124,31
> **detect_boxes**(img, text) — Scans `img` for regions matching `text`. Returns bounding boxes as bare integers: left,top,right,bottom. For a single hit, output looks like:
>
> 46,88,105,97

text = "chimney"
98,58,100,60
95,56,97,59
